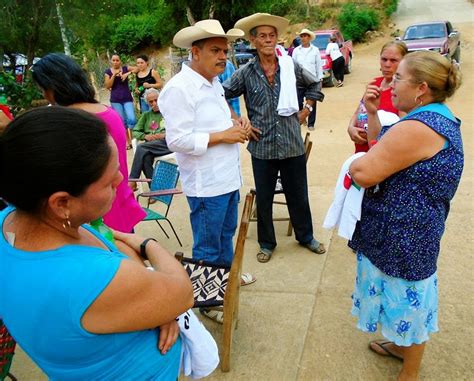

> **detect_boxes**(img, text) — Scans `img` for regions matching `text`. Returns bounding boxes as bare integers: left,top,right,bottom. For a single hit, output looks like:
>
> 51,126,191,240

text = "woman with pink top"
32,53,145,232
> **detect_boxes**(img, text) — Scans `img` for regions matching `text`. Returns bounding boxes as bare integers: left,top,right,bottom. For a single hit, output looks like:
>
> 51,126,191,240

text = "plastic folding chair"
133,160,183,246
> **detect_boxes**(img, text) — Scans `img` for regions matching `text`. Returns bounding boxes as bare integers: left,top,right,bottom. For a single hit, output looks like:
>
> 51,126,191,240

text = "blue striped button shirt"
223,57,322,160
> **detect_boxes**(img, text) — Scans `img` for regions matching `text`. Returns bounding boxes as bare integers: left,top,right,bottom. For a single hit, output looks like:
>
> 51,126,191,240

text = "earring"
62,215,71,230
414,96,423,105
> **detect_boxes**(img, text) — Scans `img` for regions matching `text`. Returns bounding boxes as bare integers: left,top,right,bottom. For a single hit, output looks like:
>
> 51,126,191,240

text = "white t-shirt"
325,42,343,61
292,45,323,81
159,63,242,197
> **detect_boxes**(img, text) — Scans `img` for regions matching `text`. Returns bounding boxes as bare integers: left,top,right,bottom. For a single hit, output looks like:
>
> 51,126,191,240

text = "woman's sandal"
240,272,257,286
257,248,273,263
369,340,404,361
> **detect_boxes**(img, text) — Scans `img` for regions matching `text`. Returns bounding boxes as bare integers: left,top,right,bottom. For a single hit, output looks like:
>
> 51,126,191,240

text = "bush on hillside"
337,3,380,42
382,0,399,16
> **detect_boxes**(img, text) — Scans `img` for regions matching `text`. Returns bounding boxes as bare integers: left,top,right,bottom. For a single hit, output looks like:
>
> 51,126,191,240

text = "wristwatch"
140,238,157,260
304,103,313,112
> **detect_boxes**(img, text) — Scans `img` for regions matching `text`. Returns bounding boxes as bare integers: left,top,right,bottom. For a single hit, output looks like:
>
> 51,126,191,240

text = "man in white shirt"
292,28,323,131
159,20,256,314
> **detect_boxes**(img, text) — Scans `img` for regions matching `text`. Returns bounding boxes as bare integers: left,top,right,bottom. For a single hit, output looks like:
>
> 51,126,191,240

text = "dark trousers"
130,139,172,179
252,154,314,250
332,56,345,83
297,82,321,128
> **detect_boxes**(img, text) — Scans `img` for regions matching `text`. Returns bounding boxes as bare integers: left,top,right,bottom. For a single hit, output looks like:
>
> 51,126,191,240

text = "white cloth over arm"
177,309,219,379
275,45,299,116
323,152,365,240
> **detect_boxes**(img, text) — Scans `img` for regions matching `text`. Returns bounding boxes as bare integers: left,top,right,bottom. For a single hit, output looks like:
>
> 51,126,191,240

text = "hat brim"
173,27,244,49
235,13,289,40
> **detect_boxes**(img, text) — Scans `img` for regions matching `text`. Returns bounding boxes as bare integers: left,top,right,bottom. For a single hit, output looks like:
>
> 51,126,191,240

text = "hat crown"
194,19,226,35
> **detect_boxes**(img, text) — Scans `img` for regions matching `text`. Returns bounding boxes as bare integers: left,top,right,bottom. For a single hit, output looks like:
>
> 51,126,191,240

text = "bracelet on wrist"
140,238,157,260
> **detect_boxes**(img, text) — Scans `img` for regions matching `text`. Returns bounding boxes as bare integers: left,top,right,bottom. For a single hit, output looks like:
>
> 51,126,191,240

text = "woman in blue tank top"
348,51,463,380
0,107,193,380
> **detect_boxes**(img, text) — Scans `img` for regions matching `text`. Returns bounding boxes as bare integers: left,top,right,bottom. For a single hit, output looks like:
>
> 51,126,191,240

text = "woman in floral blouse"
348,51,463,380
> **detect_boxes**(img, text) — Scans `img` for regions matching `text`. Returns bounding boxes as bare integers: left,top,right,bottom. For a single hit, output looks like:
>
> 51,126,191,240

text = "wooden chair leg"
221,301,235,372
287,220,293,236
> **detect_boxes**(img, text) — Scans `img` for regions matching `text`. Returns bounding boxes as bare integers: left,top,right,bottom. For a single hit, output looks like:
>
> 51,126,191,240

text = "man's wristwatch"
140,238,157,260
304,103,313,112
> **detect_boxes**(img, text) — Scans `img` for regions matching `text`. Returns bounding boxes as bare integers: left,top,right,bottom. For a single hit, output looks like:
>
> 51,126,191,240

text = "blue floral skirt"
351,252,439,346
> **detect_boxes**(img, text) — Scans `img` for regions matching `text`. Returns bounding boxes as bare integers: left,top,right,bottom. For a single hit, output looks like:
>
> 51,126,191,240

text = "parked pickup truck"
311,29,353,87
398,21,461,63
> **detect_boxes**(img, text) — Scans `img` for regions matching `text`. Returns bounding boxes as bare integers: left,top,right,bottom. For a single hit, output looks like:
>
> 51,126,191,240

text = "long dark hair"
0,107,111,213
32,53,97,106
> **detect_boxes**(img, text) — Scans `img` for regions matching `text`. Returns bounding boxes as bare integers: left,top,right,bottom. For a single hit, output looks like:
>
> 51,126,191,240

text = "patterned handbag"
175,253,230,308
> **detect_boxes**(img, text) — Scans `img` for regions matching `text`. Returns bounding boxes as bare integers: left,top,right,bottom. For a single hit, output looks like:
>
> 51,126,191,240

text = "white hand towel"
323,152,366,239
275,45,299,116
177,309,219,379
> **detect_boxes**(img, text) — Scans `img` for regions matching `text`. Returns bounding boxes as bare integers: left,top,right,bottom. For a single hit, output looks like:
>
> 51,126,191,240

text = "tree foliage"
0,0,63,67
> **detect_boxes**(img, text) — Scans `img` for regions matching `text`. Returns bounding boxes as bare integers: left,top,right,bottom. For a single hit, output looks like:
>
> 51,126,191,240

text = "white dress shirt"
159,63,242,197
292,45,323,82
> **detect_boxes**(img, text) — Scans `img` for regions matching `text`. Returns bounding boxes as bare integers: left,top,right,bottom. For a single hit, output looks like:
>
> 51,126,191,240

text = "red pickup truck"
311,29,353,87
397,21,461,63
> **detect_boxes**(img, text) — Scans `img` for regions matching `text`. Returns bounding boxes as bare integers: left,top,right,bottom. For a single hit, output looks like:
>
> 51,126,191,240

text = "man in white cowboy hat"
292,28,323,131
158,20,256,320
223,13,326,263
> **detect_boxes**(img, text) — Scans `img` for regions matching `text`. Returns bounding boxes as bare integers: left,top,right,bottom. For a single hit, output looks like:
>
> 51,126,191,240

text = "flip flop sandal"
369,340,404,361
257,248,272,263
240,272,257,286
200,309,224,324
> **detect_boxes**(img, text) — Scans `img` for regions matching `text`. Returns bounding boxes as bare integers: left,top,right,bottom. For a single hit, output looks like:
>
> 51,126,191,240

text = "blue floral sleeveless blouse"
349,103,464,281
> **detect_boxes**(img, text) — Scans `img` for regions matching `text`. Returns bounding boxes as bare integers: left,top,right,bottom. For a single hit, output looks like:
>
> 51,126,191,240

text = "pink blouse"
96,107,146,232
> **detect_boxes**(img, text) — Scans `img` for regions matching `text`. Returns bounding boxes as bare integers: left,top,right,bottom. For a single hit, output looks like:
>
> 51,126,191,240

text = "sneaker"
302,239,326,254
308,125,315,131
336,82,344,88
200,309,224,324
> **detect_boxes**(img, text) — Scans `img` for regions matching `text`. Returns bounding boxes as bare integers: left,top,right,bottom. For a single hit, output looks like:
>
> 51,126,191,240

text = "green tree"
0,0,62,69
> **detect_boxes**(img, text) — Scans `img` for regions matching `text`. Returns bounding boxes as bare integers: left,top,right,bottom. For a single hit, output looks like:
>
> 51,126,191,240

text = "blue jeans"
187,190,239,266
252,154,314,250
140,98,150,113
110,102,136,129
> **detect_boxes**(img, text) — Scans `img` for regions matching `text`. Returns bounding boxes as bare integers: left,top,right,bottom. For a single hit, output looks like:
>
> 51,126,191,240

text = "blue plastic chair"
136,160,183,246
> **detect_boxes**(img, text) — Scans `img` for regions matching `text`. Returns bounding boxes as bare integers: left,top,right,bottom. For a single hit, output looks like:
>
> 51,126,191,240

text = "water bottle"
90,217,115,243
138,85,145,92
356,101,368,131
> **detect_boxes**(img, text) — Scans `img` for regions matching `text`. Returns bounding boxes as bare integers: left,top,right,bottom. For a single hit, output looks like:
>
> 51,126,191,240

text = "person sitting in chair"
128,88,172,190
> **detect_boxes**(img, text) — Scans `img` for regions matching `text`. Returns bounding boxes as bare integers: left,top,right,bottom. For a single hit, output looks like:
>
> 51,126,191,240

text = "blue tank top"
349,103,464,281
0,206,181,380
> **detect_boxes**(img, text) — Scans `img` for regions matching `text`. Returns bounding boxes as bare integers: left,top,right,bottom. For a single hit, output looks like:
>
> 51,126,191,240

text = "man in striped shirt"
223,13,326,263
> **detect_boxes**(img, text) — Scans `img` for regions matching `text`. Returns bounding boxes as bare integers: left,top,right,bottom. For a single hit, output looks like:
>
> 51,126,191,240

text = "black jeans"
130,139,172,179
332,56,345,83
252,154,314,250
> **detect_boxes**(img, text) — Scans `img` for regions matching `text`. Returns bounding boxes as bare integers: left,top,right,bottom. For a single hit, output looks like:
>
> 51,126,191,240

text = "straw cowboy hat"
234,13,289,39
173,19,244,49
297,28,315,41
